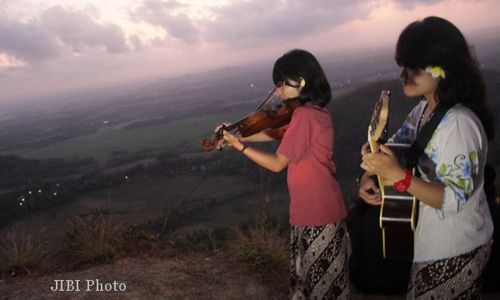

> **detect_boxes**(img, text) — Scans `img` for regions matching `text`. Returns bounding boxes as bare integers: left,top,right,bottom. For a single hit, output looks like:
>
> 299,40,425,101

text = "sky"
1,0,500,104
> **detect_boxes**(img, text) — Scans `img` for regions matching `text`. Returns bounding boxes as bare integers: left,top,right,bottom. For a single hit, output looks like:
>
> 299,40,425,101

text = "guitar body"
368,91,417,261
378,143,418,261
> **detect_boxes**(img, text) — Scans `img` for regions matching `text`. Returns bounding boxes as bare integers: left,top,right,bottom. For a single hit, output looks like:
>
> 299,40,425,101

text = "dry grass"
0,229,48,275
64,210,124,264
228,223,288,278
63,210,177,266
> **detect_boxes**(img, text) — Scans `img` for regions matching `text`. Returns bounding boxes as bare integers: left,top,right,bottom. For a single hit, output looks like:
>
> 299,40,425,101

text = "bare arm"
240,130,276,143
223,130,289,173
239,144,289,173
405,176,444,209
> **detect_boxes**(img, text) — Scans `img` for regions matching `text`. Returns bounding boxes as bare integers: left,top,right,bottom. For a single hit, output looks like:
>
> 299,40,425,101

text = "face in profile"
275,79,303,101
400,67,440,99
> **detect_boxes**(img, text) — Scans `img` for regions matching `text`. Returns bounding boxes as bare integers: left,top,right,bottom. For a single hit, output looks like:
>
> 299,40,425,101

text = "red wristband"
393,169,413,192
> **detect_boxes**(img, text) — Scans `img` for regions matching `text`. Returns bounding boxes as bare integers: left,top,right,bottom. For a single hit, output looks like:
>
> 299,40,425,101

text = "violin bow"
218,85,278,134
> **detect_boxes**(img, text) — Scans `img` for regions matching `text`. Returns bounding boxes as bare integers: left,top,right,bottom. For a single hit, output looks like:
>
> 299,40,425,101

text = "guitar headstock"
368,90,390,153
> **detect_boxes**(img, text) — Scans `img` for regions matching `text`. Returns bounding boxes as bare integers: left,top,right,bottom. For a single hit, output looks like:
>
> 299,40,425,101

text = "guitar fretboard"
368,90,390,145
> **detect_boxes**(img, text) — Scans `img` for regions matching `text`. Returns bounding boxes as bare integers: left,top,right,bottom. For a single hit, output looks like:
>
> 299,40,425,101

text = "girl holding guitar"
215,49,349,299
359,16,495,299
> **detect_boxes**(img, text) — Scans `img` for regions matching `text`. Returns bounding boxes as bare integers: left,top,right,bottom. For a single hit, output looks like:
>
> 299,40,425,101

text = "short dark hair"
272,49,331,107
395,16,495,141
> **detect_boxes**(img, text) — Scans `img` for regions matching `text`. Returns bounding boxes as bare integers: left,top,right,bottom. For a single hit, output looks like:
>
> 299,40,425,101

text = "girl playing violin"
216,49,349,299
359,16,494,299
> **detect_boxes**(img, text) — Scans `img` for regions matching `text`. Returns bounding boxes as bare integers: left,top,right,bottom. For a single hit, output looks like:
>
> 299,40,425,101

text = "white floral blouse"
389,100,493,262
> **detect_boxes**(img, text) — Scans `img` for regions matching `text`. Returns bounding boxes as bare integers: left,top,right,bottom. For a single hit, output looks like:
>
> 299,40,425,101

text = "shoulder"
434,104,486,144
439,104,483,131
293,102,329,117
293,103,331,126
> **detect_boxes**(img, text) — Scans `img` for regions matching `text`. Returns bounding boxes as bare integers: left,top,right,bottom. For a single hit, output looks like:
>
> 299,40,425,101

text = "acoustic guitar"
367,90,417,260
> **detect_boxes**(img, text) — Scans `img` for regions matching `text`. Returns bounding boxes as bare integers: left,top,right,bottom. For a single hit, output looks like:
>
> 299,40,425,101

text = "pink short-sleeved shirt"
274,102,346,226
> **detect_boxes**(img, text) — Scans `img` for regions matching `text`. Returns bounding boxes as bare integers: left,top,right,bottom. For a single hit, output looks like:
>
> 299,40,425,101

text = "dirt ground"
1,253,283,300
2,253,498,300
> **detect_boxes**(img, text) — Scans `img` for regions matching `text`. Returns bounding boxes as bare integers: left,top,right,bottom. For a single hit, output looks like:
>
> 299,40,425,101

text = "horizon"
2,0,500,105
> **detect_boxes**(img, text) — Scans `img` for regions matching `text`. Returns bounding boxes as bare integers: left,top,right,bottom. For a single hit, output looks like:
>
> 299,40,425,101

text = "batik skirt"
407,239,492,300
290,220,350,300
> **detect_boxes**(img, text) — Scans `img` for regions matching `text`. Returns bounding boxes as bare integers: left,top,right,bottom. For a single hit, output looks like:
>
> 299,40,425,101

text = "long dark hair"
272,49,331,107
395,16,495,141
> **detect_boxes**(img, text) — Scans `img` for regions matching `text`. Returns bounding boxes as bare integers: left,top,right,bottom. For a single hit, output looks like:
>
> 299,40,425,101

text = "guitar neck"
367,90,390,153
369,139,381,153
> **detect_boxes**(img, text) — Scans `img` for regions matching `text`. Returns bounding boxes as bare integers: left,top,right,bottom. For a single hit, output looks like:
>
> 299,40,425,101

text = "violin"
202,86,301,151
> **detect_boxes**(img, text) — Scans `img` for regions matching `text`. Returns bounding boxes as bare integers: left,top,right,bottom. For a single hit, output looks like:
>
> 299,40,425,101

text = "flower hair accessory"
425,66,446,79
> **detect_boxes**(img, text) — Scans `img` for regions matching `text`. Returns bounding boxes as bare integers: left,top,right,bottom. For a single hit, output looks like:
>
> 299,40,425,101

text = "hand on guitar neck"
361,144,407,185
359,140,407,205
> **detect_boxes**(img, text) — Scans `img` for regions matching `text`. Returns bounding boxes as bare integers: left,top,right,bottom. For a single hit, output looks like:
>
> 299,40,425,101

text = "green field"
4,89,355,160
5,111,246,159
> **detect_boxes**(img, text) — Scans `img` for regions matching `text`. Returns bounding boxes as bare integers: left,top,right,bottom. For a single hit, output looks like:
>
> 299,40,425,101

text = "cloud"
130,0,200,44
40,6,130,53
0,0,478,68
392,0,447,9
0,5,131,65
0,17,63,62
200,0,372,48
200,0,481,48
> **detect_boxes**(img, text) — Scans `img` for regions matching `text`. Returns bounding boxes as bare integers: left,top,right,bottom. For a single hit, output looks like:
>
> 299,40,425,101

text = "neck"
424,94,438,111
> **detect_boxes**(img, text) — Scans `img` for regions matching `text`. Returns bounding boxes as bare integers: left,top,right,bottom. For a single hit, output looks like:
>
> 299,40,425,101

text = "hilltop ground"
0,252,390,300
2,252,499,300
0,253,286,300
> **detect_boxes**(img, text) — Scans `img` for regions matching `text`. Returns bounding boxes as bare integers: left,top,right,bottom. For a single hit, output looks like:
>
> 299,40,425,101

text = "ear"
299,77,306,87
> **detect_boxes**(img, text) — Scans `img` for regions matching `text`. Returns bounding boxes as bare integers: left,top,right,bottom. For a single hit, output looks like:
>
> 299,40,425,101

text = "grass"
65,210,124,264
228,222,288,277
5,111,246,159
0,228,48,275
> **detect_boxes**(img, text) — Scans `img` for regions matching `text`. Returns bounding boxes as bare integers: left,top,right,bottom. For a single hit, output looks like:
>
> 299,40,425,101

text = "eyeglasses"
276,80,301,88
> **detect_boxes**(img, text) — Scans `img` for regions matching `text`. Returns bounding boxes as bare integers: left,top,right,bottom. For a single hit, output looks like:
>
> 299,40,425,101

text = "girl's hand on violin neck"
215,139,227,151
214,122,230,133
213,122,232,150
361,144,405,184
222,130,244,151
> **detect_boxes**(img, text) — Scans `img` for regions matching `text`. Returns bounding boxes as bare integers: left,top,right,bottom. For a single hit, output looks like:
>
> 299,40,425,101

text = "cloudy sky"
1,0,499,104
